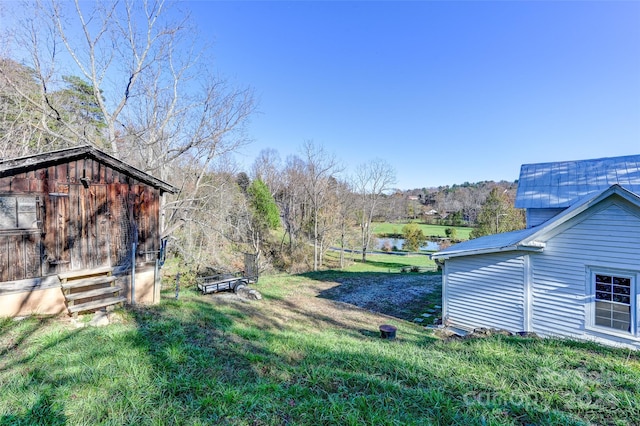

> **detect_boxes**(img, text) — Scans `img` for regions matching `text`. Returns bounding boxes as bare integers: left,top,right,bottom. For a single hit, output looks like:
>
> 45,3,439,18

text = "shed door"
48,191,70,272
53,184,110,272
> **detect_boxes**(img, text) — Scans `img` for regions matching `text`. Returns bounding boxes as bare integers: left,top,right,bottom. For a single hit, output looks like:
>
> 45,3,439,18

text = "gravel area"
318,273,442,320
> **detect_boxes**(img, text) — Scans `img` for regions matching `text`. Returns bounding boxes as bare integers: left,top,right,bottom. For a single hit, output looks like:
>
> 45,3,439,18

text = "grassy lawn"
372,222,473,241
322,249,437,273
1,258,639,425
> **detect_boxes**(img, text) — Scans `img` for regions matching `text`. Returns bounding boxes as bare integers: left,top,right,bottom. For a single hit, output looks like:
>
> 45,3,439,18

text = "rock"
434,328,462,340
89,310,110,327
237,286,262,300
468,327,513,339
413,318,424,323
247,289,262,300
421,313,432,318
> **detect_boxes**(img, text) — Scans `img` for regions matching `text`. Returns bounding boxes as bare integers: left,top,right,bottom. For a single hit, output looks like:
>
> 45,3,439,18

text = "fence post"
175,273,181,300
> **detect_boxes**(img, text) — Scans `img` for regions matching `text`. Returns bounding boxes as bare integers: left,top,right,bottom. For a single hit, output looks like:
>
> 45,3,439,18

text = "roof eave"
0,145,178,194
431,243,544,261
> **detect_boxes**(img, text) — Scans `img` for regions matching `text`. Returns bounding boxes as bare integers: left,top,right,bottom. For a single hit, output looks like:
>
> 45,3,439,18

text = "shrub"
444,227,457,240
402,222,426,251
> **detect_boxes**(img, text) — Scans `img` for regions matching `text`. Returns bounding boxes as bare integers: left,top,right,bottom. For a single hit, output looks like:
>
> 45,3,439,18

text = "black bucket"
379,324,397,340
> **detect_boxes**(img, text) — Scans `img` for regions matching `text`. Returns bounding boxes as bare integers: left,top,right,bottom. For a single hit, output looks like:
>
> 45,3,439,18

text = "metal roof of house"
431,228,539,259
431,227,541,260
432,184,640,260
515,154,640,209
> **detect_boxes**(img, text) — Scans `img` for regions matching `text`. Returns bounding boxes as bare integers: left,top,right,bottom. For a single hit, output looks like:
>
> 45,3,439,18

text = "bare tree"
334,178,357,269
251,148,283,197
0,59,47,158
353,159,396,263
277,155,309,270
300,141,341,271
2,0,255,254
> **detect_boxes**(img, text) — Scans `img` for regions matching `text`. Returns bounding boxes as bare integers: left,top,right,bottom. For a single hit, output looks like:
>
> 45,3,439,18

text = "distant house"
432,155,640,349
0,146,176,317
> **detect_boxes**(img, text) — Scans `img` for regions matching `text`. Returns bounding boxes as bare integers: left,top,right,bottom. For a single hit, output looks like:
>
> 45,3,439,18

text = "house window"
0,196,39,229
594,273,632,332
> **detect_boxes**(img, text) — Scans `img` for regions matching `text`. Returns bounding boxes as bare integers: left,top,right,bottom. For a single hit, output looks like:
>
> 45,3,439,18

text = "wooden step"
58,266,113,281
61,275,117,291
65,286,124,302
67,296,127,314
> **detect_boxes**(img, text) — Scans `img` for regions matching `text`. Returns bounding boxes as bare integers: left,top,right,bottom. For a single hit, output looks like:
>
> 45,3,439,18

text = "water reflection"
376,238,440,252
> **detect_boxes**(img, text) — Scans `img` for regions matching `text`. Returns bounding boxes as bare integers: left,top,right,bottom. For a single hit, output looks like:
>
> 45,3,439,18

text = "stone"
237,286,263,300
89,310,110,327
421,313,432,318
413,318,424,323
248,289,263,300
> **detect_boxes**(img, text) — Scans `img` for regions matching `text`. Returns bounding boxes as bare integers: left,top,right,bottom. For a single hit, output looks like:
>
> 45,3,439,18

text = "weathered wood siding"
444,252,526,332
530,200,640,345
0,231,42,282
0,157,162,282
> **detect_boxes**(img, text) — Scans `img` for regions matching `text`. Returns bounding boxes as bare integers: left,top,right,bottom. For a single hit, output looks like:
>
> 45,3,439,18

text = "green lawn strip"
322,250,437,273
372,222,473,241
1,277,639,425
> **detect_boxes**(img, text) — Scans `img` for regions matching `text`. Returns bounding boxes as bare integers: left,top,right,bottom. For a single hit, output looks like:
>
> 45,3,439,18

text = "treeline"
392,180,520,226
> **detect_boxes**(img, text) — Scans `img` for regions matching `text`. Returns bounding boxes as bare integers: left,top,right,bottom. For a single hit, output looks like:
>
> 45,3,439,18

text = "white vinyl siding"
530,201,640,343
444,253,525,332
526,208,565,228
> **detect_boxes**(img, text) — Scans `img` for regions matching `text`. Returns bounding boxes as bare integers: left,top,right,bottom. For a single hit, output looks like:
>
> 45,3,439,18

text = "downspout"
441,261,449,327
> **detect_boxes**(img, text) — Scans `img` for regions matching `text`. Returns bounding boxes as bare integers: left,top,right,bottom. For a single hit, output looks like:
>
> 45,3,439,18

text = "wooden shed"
0,146,176,317
432,155,640,349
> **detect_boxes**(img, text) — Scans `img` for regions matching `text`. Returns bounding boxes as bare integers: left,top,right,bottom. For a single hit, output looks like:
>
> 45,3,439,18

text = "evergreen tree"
247,179,280,230
470,187,525,238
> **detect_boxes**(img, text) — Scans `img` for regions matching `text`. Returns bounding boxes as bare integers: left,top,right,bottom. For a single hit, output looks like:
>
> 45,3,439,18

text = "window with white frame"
594,273,633,333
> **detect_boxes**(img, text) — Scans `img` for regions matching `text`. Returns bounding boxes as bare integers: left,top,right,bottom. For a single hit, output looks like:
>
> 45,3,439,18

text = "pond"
376,238,440,252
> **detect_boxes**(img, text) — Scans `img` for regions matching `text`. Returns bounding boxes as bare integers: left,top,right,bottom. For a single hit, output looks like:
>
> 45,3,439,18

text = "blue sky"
187,0,640,189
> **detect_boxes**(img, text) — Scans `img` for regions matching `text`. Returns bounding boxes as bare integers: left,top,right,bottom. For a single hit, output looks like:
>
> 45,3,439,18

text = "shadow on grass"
0,316,112,425
2,285,639,425
0,390,67,425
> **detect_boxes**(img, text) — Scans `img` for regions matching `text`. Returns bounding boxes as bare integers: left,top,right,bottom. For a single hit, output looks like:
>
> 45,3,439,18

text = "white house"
431,155,640,349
